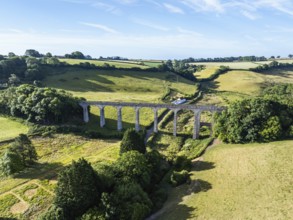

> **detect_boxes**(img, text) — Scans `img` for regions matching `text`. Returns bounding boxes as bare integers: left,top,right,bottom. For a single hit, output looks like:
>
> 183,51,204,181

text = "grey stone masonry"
97,105,105,128
80,101,225,139
117,106,122,131
193,110,202,139
135,107,140,132
79,103,89,123
153,108,159,133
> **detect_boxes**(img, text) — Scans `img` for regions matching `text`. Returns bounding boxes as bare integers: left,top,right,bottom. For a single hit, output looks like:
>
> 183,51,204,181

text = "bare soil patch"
10,201,29,214
24,188,38,199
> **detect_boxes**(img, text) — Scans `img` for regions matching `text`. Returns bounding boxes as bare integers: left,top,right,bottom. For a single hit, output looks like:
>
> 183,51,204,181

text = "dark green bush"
170,170,190,186
173,156,192,172
38,205,66,220
120,128,146,155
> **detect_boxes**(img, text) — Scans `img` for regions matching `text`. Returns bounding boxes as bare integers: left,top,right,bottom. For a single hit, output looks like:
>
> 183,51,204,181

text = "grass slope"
0,117,29,142
200,68,293,105
158,140,293,220
60,58,150,69
44,68,197,131
191,59,293,70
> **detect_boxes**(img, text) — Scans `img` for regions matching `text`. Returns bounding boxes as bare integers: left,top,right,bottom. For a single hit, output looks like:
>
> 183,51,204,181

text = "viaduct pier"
80,101,225,139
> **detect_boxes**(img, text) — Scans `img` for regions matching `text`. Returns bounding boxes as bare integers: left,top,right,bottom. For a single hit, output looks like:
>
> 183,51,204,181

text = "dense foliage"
249,61,293,73
55,158,101,218
0,84,83,124
214,97,293,143
120,128,146,154
158,59,197,81
0,134,37,176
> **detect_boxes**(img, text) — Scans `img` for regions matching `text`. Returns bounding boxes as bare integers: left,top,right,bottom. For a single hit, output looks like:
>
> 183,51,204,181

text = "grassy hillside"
191,59,293,70
0,134,119,219
199,68,293,105
0,117,29,142
157,140,293,220
60,58,150,69
194,66,219,79
44,68,197,131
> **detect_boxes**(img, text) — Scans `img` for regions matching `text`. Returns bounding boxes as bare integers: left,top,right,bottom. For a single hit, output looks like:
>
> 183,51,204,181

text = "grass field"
191,59,293,70
60,58,151,69
157,140,293,220
0,117,29,142
44,68,197,131
0,134,120,219
199,68,293,105
194,66,219,79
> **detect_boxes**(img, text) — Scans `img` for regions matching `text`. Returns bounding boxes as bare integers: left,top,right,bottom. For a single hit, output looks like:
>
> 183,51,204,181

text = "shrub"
173,156,192,172
149,188,168,212
55,158,101,218
0,148,24,176
101,182,152,220
80,207,105,220
120,128,146,155
38,205,66,220
170,170,190,187
115,151,151,190
11,134,37,165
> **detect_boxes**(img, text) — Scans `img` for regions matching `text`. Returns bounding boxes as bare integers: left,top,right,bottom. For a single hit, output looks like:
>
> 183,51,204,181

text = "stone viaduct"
79,101,225,139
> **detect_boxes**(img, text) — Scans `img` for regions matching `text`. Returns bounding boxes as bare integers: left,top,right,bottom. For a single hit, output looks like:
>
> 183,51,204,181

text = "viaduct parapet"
79,101,225,139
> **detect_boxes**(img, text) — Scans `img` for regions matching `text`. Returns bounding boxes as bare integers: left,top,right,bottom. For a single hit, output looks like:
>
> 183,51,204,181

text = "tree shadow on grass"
13,162,63,180
193,161,215,171
148,178,212,220
148,159,215,219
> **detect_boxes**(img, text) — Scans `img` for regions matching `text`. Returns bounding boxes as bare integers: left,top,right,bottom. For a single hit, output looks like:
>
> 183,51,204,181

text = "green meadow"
60,58,151,69
157,140,293,220
0,117,29,142
44,68,197,131
191,59,293,70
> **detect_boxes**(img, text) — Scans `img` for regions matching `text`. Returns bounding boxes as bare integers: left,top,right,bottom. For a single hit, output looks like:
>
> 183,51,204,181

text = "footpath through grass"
157,140,293,220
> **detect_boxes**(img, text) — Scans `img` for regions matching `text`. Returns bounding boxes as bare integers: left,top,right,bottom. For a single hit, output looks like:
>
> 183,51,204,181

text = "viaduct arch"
79,101,225,139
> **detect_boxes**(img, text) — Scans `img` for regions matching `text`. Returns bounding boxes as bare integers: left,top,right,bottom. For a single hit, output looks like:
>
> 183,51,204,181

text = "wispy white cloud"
177,27,202,36
145,0,161,7
181,0,225,13
92,2,122,15
241,10,258,20
116,0,137,4
163,3,185,14
179,0,293,19
133,19,170,31
79,22,119,34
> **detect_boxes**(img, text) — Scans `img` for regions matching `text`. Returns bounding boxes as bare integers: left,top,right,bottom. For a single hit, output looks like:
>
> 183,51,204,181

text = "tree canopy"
120,128,146,154
214,98,292,143
0,84,83,124
55,158,101,218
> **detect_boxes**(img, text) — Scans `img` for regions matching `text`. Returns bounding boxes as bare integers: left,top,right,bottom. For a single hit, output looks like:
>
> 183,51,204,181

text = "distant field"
0,134,119,219
191,59,293,70
44,68,197,130
141,60,163,67
199,68,293,105
59,58,150,69
0,117,29,142
158,140,293,220
194,66,219,79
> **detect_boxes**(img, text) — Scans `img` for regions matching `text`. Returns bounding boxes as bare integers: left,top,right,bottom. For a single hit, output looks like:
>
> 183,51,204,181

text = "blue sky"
0,0,293,59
